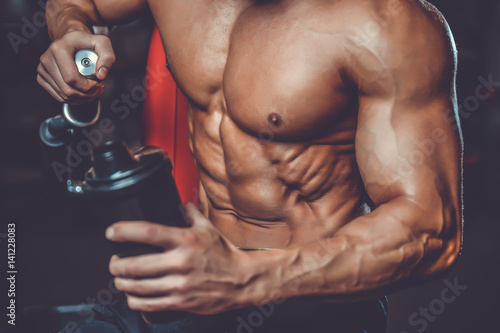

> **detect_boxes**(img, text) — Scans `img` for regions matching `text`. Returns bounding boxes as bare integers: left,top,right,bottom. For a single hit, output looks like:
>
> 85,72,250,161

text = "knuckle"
108,261,119,276
142,304,156,312
143,224,159,239
182,231,198,245
126,297,141,311
96,85,105,95
81,82,97,93
108,52,116,63
97,35,112,46
123,261,140,277
39,54,48,66
97,37,116,62
176,255,193,271
112,224,124,237
61,86,76,98
50,40,62,52
130,299,155,312
174,278,191,293
128,282,146,295
112,278,122,290
101,53,116,66
64,74,78,86
52,94,64,103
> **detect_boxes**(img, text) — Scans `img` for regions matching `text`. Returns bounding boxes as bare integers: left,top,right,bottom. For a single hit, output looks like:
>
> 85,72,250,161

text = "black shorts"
60,294,388,333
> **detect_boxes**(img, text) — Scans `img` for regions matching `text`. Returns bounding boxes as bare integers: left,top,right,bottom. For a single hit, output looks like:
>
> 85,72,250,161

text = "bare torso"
148,0,375,248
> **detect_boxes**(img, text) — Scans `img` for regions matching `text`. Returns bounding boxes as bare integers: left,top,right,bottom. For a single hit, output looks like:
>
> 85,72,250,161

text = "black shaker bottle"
83,140,189,324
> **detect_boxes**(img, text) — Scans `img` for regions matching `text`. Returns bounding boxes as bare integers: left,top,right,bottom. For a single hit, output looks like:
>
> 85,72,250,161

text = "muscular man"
38,0,463,332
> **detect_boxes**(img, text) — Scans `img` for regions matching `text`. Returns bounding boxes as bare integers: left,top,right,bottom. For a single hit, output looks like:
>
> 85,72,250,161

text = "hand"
37,30,115,104
106,203,258,315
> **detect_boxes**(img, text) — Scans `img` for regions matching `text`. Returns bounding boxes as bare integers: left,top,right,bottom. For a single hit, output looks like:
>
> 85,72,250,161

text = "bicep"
353,92,463,275
349,3,462,208
92,0,148,25
351,8,462,237
355,96,462,212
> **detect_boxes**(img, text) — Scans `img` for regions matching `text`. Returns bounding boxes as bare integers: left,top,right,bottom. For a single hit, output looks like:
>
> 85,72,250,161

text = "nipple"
268,113,283,127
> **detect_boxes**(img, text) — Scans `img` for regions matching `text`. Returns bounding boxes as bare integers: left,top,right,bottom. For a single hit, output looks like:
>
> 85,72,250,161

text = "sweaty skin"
40,0,462,316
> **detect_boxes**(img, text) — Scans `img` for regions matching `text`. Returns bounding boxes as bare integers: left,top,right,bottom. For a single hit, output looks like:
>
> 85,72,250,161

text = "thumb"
93,35,115,80
182,202,212,228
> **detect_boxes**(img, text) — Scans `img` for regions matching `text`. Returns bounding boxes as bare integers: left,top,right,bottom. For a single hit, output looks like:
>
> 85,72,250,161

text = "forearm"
46,0,102,39
242,196,460,305
46,0,147,40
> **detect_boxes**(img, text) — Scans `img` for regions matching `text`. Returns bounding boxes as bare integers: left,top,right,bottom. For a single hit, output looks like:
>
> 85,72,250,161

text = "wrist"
234,248,299,308
48,9,93,40
59,21,92,38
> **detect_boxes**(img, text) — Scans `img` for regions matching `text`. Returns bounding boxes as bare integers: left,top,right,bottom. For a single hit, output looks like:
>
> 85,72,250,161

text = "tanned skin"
38,0,462,316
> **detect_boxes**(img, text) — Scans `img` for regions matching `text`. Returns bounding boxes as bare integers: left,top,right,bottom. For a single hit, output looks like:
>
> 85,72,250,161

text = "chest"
149,0,355,140
148,0,245,104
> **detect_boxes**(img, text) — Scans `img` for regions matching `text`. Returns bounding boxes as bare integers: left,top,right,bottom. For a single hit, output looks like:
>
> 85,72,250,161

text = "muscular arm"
47,0,147,39
240,4,463,304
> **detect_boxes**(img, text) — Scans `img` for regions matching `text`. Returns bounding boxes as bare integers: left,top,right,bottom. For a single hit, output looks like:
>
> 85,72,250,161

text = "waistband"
236,247,275,251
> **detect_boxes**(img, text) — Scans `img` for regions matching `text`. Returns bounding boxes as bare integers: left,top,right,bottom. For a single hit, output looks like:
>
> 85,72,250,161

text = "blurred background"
0,0,499,332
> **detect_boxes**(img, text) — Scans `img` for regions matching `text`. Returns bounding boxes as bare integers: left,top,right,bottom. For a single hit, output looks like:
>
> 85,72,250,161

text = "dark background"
0,0,499,332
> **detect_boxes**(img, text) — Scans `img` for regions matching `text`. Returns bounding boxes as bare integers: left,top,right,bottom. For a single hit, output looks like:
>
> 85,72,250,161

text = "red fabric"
143,28,199,203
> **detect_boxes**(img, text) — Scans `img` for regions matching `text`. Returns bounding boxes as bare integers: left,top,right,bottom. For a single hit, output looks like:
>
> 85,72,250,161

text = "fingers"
114,274,190,296
37,73,64,103
93,35,115,80
38,60,103,104
106,221,185,248
37,63,64,97
50,41,90,93
109,250,194,278
183,203,212,228
51,43,96,92
59,33,116,80
126,294,183,313
62,33,116,80
37,30,113,103
125,293,220,315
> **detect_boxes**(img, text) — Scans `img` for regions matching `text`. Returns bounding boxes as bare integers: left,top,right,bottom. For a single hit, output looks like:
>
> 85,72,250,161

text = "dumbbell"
39,49,102,147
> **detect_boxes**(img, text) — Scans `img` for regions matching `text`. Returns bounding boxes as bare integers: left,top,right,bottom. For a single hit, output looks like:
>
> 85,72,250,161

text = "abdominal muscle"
189,103,369,249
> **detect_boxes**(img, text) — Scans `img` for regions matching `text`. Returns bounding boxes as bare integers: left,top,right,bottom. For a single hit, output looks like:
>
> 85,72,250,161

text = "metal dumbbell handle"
40,50,101,147
75,49,98,79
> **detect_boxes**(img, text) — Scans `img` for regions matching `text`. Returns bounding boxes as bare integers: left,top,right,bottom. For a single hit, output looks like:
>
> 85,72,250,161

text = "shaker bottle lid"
84,140,172,197
92,141,137,178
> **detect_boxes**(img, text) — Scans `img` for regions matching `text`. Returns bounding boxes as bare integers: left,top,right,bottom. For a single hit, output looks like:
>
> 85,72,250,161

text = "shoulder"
336,0,454,43
336,0,457,97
